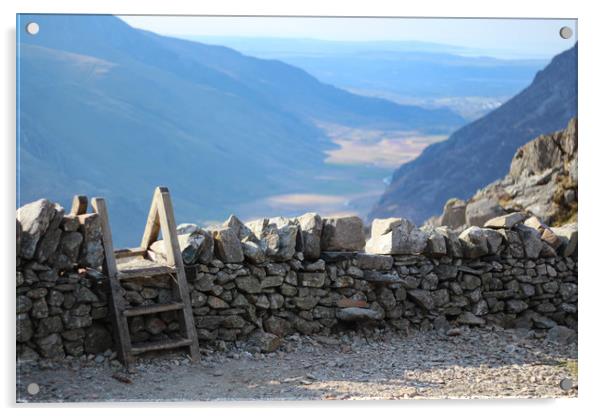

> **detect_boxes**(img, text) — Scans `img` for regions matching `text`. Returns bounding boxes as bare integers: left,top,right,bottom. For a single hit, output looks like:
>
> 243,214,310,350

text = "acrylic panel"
16,14,578,402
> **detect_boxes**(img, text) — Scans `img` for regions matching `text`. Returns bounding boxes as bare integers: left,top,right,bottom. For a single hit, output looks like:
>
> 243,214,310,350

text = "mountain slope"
17,15,464,245
370,44,577,224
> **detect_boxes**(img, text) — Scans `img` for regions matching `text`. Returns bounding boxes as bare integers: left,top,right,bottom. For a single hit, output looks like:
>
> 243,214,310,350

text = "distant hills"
17,15,464,245
370,44,577,224
187,36,548,119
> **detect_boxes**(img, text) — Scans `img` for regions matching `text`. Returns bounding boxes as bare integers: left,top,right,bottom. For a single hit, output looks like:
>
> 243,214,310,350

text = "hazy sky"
118,16,577,59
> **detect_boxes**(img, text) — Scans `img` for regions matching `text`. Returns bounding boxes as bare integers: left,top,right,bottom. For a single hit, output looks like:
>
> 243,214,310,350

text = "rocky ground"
16,326,577,402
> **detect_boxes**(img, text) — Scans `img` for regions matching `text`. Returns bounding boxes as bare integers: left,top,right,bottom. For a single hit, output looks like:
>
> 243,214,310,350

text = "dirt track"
16,327,577,402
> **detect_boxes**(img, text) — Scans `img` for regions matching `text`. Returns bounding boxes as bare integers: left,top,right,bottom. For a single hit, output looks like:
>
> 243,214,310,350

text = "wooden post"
92,197,133,366
140,189,161,250
70,195,88,215
155,187,200,362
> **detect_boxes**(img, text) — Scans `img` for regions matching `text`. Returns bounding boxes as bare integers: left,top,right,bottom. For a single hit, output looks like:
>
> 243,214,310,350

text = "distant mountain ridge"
17,15,464,245
370,44,577,224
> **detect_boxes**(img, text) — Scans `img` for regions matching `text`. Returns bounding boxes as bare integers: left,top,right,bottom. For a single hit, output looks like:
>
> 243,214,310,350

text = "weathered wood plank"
70,195,88,215
114,247,147,259
155,187,200,362
123,302,184,317
140,189,161,250
91,197,133,366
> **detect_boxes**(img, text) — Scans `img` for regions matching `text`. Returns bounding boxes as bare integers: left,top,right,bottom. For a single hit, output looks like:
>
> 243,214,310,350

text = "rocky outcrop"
430,118,577,232
370,44,577,224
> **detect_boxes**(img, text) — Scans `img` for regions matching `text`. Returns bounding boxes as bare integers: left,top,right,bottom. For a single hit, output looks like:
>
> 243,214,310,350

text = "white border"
2,0,601,414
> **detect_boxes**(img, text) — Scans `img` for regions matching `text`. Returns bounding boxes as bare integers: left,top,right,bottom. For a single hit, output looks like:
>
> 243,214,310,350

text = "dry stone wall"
17,200,578,360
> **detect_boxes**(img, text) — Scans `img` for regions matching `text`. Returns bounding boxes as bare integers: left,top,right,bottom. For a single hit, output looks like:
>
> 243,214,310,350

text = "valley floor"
16,327,577,402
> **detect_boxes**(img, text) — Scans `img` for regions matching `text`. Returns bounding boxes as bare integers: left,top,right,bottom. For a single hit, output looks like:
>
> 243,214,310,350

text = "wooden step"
117,265,177,280
130,336,193,355
123,302,184,317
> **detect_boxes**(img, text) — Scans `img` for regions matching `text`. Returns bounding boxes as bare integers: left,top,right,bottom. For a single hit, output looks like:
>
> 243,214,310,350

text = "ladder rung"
117,265,176,280
115,247,147,259
123,302,184,317
130,336,193,355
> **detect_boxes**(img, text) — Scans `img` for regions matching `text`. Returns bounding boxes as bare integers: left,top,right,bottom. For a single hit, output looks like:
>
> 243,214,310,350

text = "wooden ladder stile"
91,197,132,365
75,187,200,367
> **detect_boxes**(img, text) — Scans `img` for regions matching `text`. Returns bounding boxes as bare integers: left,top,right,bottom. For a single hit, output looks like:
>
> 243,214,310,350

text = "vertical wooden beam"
70,195,88,215
91,197,133,366
140,189,161,250
155,187,200,362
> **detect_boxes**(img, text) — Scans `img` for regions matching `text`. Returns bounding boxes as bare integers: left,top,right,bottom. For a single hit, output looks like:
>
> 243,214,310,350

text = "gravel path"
16,327,577,402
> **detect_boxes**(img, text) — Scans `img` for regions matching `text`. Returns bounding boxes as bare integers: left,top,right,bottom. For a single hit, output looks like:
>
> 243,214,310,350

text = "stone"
16,313,33,342
551,223,578,257
497,229,525,258
465,199,504,227
35,228,62,263
17,295,33,313
407,289,435,310
296,212,323,260
61,214,80,232
421,226,447,257
235,276,262,294
264,316,292,337
261,275,284,289
74,285,99,303
222,315,246,329
371,218,403,238
376,287,397,310
17,199,56,259
36,333,64,358
213,227,244,263
295,296,319,310
336,307,381,321
516,224,543,258
459,226,489,258
298,272,326,288
304,259,326,272
436,227,464,258
207,296,229,309
456,311,485,326
36,316,63,337
365,218,427,255
462,274,481,290
59,231,83,263
546,325,576,345
440,198,467,229
151,230,213,265
355,253,393,270
176,223,200,235
145,316,167,335
223,214,257,242
336,298,369,308
241,240,266,264
247,330,282,353
84,325,112,354
321,216,365,251
433,315,451,332
482,229,503,254
524,216,547,233
541,228,561,249
78,213,104,269
484,212,525,229
506,299,529,314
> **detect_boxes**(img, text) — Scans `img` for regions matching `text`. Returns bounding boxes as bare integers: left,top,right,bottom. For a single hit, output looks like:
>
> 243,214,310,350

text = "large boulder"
16,199,58,259
321,216,365,251
295,212,323,259
365,218,427,255
440,198,467,229
212,227,244,263
465,198,505,227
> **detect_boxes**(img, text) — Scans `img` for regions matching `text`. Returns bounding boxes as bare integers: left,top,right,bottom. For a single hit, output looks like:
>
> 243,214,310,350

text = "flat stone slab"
336,307,381,321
